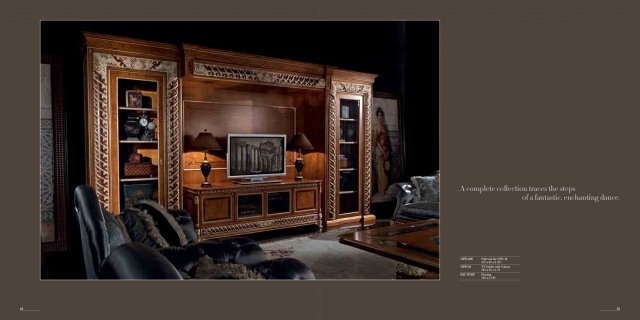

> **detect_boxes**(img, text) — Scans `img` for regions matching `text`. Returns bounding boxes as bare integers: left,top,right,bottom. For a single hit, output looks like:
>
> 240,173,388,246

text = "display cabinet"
84,33,181,212
326,70,377,227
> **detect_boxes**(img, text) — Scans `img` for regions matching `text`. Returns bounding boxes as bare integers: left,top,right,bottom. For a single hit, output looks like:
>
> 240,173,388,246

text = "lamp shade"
192,129,221,151
290,133,314,150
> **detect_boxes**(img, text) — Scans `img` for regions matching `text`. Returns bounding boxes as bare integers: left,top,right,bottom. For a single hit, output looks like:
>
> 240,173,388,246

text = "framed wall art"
371,92,405,202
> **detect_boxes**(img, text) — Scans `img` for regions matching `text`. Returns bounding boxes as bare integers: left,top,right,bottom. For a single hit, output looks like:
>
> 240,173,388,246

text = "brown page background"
3,1,639,319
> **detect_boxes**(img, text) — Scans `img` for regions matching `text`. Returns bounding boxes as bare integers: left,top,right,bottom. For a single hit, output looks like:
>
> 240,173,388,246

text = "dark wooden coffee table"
338,219,439,272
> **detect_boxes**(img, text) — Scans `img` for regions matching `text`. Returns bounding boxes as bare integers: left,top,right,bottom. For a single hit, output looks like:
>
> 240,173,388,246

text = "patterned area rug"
260,227,401,279
264,247,295,258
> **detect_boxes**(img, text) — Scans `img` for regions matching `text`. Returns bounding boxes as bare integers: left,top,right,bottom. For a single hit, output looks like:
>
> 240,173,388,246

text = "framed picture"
371,92,405,202
126,90,143,108
123,183,154,208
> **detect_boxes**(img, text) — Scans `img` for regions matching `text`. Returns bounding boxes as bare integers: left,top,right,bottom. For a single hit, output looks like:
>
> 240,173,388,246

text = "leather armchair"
73,184,181,279
73,184,315,279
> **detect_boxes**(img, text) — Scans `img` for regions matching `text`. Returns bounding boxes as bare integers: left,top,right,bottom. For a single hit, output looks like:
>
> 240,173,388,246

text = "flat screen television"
227,133,287,184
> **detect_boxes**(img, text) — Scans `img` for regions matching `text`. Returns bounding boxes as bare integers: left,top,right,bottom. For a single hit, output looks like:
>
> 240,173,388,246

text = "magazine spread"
3,1,639,319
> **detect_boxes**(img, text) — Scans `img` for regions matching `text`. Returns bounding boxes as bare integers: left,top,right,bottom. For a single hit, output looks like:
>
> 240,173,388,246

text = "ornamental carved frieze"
197,214,319,237
186,182,321,195
193,62,326,89
328,81,373,218
91,53,181,210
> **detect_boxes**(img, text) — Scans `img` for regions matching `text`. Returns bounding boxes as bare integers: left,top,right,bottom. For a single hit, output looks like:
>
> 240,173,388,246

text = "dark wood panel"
181,79,300,105
183,101,296,149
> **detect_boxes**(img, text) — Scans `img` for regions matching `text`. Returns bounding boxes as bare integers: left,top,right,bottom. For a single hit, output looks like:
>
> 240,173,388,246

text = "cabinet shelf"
339,168,358,172
120,177,159,182
119,107,158,112
339,190,357,195
339,118,357,122
339,141,358,145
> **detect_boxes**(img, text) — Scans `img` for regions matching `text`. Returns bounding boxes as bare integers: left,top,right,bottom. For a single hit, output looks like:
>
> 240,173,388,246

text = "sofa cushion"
411,175,440,203
397,202,440,220
134,200,189,247
119,207,169,249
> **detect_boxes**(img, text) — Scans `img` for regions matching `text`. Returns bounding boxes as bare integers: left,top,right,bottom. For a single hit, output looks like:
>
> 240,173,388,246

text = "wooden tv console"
183,180,322,240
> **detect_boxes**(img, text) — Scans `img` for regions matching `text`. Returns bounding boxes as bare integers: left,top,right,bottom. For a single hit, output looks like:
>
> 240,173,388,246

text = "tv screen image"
227,134,287,182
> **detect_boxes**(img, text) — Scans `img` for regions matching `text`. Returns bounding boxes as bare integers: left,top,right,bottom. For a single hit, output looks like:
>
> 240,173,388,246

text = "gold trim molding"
197,214,320,238
328,81,373,219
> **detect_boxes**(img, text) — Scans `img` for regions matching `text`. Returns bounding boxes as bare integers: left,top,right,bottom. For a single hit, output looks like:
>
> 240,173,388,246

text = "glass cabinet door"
338,97,361,216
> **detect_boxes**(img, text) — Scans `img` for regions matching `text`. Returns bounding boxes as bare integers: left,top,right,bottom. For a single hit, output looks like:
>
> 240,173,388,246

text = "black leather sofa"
73,184,315,279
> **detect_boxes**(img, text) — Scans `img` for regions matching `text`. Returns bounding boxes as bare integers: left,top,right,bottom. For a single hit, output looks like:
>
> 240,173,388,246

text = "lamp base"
294,158,304,181
295,175,304,181
200,159,212,187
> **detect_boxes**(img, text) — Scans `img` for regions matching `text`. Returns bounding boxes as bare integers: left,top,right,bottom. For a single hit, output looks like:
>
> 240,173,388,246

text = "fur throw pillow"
194,256,265,280
137,209,170,248
120,207,170,249
135,200,189,247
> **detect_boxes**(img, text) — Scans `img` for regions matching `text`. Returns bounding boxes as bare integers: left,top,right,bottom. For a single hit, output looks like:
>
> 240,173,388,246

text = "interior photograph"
40,21,439,280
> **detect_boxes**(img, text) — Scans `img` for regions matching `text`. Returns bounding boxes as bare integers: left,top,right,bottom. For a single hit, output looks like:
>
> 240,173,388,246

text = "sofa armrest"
391,183,416,219
100,242,183,279
168,209,198,244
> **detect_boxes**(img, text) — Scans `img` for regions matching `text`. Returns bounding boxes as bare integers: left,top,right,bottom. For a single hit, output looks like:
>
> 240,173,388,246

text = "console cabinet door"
295,187,319,215
200,194,234,226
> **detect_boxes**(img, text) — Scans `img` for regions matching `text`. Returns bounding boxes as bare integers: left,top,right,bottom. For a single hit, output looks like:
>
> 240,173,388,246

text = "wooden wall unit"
84,33,376,230
183,181,322,240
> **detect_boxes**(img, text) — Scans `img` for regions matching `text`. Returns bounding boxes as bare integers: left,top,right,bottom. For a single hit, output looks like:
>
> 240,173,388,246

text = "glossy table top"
339,219,439,271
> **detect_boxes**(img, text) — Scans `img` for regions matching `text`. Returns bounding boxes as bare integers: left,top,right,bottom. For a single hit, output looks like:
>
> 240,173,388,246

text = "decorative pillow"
134,200,188,247
119,207,170,248
193,256,265,280
411,175,440,203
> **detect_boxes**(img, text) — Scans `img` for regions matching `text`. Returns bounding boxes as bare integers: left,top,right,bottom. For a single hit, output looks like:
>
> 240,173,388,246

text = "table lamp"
290,133,314,180
192,129,221,187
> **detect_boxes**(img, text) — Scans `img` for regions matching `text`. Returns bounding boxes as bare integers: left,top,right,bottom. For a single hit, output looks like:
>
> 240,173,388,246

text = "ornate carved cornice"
91,52,181,210
193,62,326,89
328,81,373,218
